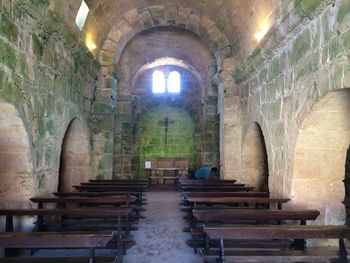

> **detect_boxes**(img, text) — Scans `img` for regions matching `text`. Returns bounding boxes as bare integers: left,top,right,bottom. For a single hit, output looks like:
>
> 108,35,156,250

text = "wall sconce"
254,19,270,43
85,33,96,51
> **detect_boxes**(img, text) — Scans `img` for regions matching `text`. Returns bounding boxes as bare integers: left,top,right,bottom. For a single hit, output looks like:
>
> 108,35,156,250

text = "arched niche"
58,118,92,192
0,103,33,209
291,89,350,225
241,122,269,191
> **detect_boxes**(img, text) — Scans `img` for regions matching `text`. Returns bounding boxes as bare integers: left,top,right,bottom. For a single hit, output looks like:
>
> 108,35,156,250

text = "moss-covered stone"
337,0,350,25
294,0,323,19
29,0,50,8
32,34,44,59
289,29,311,65
0,14,19,42
0,41,16,71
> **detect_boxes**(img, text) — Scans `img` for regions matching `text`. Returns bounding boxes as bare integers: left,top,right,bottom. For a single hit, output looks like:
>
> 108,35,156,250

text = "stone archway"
291,89,350,225
58,118,92,192
0,103,33,209
241,122,269,191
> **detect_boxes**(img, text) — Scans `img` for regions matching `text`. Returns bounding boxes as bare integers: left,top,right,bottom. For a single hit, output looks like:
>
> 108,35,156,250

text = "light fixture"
85,33,96,51
254,19,269,42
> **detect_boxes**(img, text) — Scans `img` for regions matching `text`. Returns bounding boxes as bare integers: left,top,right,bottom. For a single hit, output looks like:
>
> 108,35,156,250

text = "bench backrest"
204,225,350,240
0,232,113,248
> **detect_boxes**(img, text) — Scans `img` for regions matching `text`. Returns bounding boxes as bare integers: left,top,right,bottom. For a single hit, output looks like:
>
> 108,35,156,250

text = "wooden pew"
29,195,144,222
181,185,255,192
202,225,350,263
185,196,290,210
182,191,269,198
179,179,237,185
187,209,320,252
89,179,148,184
73,185,148,193
0,208,132,234
52,191,146,206
193,209,320,226
181,192,270,207
0,231,121,263
29,196,137,209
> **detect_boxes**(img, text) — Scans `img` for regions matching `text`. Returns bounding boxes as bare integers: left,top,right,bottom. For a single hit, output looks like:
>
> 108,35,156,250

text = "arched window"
152,70,166,94
167,71,181,93
75,0,89,30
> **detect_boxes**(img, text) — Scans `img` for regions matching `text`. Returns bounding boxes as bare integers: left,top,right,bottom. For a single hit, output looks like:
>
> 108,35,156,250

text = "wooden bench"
0,231,124,263
29,196,137,209
73,185,148,193
0,208,133,234
179,179,237,185
88,179,149,184
186,209,320,253
52,191,147,206
186,196,290,210
181,185,255,192
202,225,350,263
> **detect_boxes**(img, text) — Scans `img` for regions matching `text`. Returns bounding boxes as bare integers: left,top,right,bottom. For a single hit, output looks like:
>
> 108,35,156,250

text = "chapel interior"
0,0,350,262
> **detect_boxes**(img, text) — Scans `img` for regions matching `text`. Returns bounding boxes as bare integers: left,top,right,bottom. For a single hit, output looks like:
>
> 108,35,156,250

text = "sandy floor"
123,190,202,263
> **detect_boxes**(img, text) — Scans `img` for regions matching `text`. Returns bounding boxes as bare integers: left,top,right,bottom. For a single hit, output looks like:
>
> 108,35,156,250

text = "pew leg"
294,239,306,250
88,248,95,263
218,238,224,263
338,238,349,263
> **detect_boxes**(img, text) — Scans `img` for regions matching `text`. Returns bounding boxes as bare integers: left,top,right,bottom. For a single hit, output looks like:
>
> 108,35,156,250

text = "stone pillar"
91,66,118,179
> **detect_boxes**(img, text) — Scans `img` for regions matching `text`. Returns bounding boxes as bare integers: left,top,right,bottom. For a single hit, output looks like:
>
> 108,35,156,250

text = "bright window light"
75,0,89,30
152,70,166,94
167,71,181,93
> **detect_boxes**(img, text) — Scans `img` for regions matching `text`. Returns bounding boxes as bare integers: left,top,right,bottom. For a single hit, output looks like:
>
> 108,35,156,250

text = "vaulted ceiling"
64,0,281,65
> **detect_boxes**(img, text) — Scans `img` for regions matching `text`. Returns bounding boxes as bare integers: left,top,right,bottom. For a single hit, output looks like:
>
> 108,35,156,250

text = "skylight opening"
75,0,89,30
167,71,181,93
152,71,166,94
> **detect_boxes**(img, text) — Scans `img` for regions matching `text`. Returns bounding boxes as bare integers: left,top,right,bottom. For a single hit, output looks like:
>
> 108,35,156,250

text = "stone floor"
123,190,202,263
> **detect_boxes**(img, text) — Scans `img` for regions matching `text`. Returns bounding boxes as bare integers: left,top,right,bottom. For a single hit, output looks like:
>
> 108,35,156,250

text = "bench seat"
0,257,116,263
200,247,341,263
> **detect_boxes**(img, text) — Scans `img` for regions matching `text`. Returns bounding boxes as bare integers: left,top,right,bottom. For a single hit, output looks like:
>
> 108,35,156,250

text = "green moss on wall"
138,105,197,172
294,0,323,19
0,14,19,42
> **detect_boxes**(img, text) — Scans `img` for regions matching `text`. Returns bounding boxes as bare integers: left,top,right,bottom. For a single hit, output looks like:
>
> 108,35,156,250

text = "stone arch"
0,103,33,208
58,118,92,192
345,144,350,224
291,89,350,225
241,122,269,191
99,8,231,68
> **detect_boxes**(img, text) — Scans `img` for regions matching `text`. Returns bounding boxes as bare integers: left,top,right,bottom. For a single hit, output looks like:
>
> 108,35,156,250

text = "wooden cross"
158,116,175,145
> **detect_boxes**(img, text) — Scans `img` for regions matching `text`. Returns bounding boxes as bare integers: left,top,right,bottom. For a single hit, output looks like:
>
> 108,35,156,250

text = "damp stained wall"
137,105,197,175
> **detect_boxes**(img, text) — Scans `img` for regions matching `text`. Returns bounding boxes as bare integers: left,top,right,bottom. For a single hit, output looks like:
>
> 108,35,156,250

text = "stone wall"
0,0,100,205
230,0,350,224
137,105,197,176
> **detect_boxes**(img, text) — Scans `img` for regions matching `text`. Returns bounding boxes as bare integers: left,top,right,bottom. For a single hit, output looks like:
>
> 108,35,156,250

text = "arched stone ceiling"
75,0,281,66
